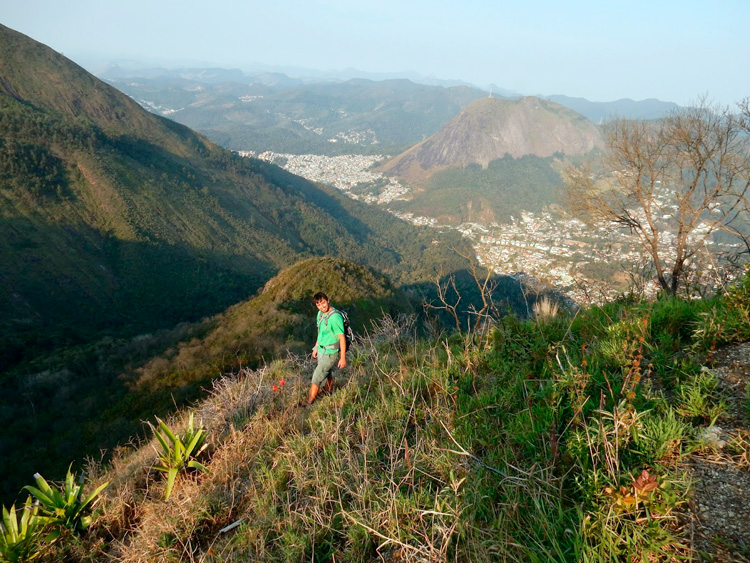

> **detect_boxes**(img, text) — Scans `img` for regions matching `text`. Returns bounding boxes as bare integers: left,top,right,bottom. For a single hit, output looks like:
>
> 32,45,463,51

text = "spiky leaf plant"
23,467,109,533
149,412,208,500
0,497,45,562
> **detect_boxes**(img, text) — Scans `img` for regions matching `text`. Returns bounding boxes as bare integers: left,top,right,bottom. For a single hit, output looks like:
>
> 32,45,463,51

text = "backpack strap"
320,309,343,327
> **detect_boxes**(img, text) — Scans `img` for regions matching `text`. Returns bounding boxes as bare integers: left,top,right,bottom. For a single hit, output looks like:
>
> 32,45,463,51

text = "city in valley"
242,151,743,304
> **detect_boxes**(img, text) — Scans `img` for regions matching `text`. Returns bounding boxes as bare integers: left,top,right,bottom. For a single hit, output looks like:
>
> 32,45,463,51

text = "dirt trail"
687,342,750,562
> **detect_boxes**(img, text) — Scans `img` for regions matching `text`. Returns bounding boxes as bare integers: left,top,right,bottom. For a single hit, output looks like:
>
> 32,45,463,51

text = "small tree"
565,97,750,295
725,97,750,258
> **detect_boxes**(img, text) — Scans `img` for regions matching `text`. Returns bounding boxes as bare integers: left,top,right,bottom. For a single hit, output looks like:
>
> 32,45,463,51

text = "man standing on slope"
308,291,346,404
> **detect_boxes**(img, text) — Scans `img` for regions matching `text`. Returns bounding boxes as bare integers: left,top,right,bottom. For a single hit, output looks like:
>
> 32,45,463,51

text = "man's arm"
337,333,347,369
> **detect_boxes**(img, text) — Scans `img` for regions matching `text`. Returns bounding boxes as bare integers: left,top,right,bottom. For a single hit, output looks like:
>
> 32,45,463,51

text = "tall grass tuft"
533,295,560,323
147,412,208,500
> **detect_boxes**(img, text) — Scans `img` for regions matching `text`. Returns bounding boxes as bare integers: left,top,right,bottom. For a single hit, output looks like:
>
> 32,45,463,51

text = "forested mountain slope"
0,24,469,371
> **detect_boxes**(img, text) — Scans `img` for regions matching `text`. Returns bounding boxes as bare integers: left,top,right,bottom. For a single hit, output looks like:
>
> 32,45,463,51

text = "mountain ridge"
0,24,203,155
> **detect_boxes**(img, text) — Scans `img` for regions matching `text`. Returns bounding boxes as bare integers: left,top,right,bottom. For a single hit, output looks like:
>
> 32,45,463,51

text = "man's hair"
313,291,329,303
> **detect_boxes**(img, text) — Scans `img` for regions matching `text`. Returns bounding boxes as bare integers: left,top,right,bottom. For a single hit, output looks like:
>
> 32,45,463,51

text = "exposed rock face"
380,96,602,183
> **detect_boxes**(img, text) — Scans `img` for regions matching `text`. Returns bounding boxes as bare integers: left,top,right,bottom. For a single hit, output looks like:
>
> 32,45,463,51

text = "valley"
250,151,744,303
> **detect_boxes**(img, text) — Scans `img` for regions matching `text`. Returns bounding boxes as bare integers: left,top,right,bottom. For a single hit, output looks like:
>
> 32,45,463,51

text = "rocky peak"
380,96,602,183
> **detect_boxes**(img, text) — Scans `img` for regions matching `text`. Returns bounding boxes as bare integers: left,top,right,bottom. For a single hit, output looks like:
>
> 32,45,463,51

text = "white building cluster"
245,152,410,204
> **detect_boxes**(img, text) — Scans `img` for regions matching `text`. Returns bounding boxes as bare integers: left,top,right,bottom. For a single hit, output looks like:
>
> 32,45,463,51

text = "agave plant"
23,466,109,533
149,412,208,500
0,497,45,562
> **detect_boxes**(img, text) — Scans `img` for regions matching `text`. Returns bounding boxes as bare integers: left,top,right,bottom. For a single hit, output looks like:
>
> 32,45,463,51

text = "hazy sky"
3,0,749,105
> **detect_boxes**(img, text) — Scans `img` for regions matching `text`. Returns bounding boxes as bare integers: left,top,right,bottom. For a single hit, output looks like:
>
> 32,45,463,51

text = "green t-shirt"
316,309,344,354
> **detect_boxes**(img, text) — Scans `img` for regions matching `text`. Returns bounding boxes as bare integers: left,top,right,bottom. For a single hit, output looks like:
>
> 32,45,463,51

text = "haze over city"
3,0,749,106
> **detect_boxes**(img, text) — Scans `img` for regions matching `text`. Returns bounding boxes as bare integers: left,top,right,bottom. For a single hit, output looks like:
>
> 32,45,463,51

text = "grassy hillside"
10,267,749,562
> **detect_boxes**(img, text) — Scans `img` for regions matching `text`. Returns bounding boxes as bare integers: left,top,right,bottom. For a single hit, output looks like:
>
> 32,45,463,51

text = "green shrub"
595,314,649,369
650,296,707,349
693,265,750,350
633,407,689,464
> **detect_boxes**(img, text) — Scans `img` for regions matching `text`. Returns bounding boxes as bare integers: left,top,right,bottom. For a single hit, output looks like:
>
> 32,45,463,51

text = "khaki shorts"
312,351,339,386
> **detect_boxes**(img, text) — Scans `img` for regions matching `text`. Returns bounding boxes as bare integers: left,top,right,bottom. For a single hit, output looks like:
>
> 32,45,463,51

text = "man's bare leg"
324,376,334,393
308,383,321,405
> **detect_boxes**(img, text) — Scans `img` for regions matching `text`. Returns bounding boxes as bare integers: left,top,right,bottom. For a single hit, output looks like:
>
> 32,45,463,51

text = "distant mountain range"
100,70,488,156
544,95,679,123
96,64,679,156
93,59,492,90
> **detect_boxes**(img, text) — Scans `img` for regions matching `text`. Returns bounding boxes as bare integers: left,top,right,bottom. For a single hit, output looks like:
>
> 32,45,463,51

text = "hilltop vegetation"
133,257,414,394
10,266,749,562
